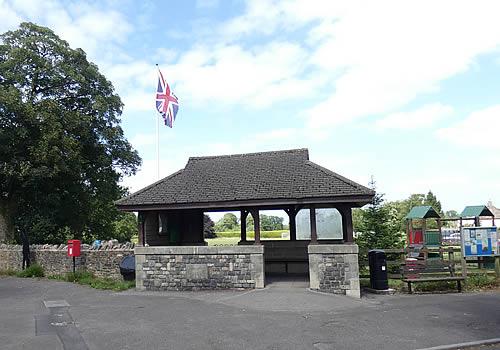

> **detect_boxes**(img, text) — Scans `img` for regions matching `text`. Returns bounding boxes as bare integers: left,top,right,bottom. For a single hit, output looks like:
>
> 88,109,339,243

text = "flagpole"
156,108,159,180
155,64,160,180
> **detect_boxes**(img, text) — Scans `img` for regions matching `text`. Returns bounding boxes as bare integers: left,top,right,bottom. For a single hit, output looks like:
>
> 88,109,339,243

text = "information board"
461,227,498,257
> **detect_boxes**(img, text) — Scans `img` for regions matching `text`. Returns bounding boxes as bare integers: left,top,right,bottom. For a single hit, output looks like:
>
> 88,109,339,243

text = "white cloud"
436,105,500,150
212,0,500,128
302,1,500,128
2,1,131,63
375,103,453,130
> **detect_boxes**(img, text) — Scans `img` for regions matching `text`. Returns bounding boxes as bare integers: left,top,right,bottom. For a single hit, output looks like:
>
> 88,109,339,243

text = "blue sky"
2,0,500,217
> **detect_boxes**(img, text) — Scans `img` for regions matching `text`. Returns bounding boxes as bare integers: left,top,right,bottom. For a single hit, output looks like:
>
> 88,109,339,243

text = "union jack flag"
155,68,179,128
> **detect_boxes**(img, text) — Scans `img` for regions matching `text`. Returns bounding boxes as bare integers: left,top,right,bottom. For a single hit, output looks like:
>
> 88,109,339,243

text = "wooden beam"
310,205,318,244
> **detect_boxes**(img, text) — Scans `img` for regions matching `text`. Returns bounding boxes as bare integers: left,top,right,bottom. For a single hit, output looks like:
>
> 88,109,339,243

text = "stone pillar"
309,205,317,244
308,244,360,298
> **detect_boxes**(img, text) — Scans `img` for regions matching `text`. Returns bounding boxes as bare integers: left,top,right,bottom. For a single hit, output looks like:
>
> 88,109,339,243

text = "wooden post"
448,249,455,276
422,218,427,245
240,210,248,242
495,256,500,279
341,207,354,243
252,210,261,245
310,205,317,244
406,219,410,245
409,219,414,245
461,250,468,278
138,212,146,246
437,218,442,246
474,216,480,227
286,208,297,241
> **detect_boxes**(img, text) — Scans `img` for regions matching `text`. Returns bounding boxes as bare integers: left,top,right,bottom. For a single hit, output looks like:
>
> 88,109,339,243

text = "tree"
203,214,216,238
355,179,404,251
260,214,284,231
390,191,444,232
444,210,458,218
0,23,141,243
110,212,137,243
214,213,239,232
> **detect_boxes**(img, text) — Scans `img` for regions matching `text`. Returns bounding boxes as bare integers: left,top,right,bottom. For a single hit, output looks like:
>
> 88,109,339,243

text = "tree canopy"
214,213,239,232
0,22,141,243
355,180,404,251
213,212,285,232
353,184,446,250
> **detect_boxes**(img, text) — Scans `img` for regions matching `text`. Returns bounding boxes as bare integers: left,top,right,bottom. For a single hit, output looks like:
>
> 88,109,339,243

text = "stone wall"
308,244,360,298
135,245,264,291
0,243,134,279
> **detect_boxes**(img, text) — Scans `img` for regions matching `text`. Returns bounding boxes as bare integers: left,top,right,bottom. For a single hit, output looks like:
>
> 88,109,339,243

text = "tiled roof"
116,149,374,209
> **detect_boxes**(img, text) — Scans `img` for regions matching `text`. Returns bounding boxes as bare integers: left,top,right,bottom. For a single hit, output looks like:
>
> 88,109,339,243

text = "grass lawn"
206,237,240,246
206,236,293,246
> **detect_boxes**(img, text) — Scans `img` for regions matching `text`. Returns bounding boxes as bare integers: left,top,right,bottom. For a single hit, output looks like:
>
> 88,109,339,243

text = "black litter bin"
368,250,388,290
119,255,136,281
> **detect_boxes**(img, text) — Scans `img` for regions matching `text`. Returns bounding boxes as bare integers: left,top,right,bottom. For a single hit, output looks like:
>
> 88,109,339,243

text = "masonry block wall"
135,245,264,291
308,244,361,298
0,244,134,279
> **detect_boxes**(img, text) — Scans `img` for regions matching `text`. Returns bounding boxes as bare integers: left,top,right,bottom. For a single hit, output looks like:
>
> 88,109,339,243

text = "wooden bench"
402,258,465,294
266,258,308,274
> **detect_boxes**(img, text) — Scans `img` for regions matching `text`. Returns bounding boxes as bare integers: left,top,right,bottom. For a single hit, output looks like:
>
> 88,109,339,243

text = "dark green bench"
402,259,465,294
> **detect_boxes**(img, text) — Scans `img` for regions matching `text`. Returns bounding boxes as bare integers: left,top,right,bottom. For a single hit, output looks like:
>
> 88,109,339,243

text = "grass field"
206,235,294,246
132,230,289,246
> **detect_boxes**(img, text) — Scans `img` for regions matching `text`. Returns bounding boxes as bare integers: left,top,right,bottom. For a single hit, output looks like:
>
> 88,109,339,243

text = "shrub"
466,273,497,290
49,271,135,291
0,269,18,276
16,264,44,278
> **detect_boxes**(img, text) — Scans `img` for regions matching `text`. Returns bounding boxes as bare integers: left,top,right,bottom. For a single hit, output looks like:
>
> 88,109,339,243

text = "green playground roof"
460,205,494,218
405,206,441,219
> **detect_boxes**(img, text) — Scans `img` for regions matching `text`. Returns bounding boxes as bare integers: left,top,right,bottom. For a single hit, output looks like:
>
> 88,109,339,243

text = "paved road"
1,277,499,349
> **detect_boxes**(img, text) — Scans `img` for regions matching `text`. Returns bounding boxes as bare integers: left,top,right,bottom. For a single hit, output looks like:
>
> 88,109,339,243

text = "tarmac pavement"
0,276,499,349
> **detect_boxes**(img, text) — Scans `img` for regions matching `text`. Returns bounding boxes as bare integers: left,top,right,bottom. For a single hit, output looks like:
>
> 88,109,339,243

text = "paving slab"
1,276,499,350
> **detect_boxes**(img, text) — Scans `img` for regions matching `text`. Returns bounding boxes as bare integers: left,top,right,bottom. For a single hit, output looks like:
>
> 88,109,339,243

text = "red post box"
67,240,81,257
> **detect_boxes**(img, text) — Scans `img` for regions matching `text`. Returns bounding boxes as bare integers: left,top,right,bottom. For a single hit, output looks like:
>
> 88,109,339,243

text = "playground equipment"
459,205,495,229
405,206,442,248
404,204,499,277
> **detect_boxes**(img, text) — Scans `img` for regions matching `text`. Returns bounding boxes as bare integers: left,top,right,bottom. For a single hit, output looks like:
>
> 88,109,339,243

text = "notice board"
461,227,498,257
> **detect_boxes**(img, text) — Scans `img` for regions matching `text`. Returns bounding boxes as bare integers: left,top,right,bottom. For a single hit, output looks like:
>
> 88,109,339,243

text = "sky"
2,0,500,220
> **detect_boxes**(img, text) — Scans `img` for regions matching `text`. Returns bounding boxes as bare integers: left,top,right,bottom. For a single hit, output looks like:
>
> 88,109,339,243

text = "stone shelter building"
116,148,374,298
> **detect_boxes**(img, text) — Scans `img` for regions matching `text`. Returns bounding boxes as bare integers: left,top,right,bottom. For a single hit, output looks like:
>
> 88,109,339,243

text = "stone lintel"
134,245,264,256
308,244,358,255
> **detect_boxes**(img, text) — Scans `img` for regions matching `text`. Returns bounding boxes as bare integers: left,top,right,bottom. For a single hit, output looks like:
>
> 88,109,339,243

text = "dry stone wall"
0,242,134,279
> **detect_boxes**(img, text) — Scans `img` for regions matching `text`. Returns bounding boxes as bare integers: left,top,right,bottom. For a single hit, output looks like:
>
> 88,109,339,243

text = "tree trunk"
0,201,16,243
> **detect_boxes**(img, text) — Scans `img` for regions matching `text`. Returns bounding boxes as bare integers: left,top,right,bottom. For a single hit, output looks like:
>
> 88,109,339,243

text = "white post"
156,113,160,180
